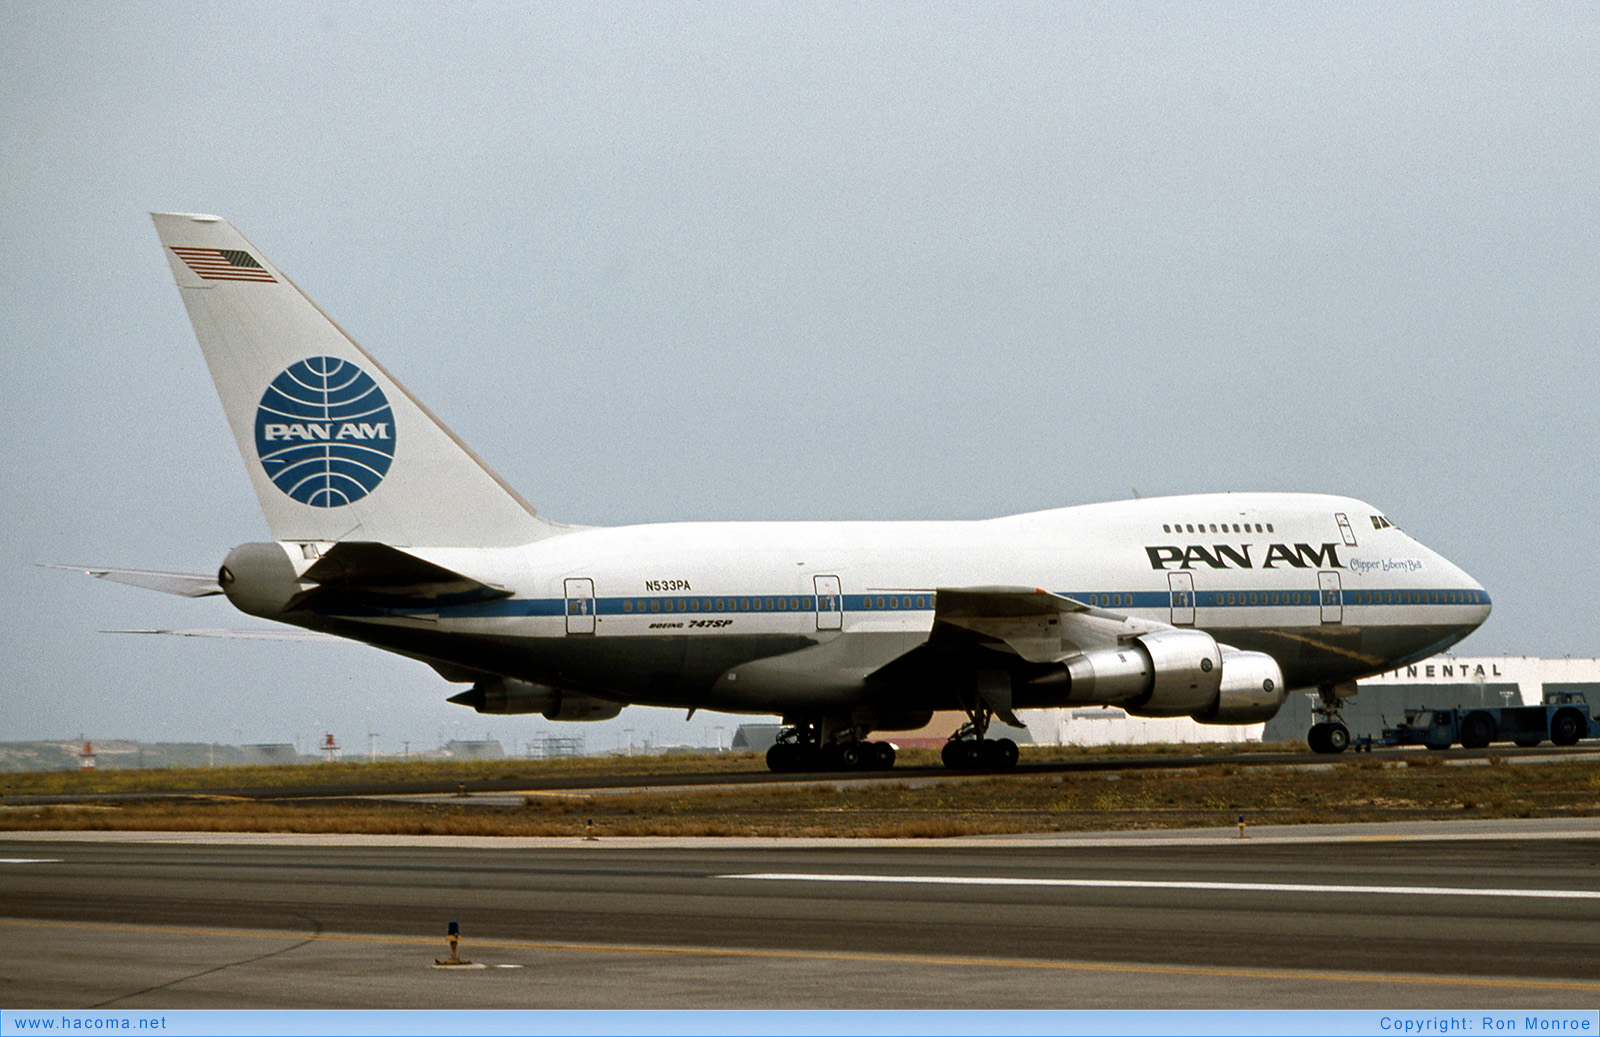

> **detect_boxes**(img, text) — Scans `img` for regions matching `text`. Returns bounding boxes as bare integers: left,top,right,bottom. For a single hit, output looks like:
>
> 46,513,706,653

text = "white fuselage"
277,492,1489,720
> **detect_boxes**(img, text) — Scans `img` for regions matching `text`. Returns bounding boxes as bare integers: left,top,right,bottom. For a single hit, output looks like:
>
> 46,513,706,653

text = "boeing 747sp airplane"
67,213,1491,770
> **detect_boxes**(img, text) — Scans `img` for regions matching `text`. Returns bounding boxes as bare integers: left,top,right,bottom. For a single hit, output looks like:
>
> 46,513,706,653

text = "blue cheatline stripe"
357,587,1488,620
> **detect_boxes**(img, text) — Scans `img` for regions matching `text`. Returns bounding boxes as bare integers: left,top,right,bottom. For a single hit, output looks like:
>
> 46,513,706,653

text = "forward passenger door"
565,577,596,634
1168,572,1195,626
814,575,842,631
1319,571,1343,624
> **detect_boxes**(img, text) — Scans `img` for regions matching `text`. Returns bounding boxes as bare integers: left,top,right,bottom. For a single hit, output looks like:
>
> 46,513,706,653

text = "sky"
3,2,1597,756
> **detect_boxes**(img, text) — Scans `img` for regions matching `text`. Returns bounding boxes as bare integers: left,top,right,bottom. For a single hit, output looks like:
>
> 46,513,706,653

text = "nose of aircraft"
1428,543,1492,630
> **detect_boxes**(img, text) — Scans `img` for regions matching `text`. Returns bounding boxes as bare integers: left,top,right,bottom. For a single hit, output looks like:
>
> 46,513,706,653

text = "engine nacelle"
1054,628,1223,717
1125,628,1226,716
1195,648,1286,725
543,693,625,722
448,677,624,721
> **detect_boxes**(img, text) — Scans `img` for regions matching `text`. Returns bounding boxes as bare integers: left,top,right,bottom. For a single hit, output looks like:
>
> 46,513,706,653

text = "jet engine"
1029,629,1287,723
448,677,625,721
1194,648,1286,724
1050,628,1223,717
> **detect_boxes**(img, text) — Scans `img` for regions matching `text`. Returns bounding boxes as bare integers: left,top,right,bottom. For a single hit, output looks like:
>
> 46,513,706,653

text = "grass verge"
3,750,1598,838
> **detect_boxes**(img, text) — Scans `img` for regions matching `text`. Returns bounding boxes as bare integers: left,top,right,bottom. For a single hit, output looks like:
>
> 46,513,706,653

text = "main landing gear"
765,722,897,773
1307,684,1351,755
940,710,1020,771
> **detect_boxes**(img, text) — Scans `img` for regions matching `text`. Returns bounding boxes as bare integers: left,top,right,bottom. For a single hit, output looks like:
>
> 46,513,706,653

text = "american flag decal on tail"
170,247,277,282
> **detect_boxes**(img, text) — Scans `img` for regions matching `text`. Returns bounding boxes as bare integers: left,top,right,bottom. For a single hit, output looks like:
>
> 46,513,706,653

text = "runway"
4,819,1599,1009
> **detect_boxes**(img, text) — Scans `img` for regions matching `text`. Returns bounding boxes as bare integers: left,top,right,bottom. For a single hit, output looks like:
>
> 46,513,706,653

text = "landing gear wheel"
870,741,897,770
941,738,1018,770
839,743,865,769
1308,684,1355,756
767,722,827,773
1308,723,1349,754
766,743,806,772
941,740,989,769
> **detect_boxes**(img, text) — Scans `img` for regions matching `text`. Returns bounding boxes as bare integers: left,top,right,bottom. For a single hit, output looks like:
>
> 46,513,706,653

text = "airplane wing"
867,586,1178,725
41,564,222,597
104,627,341,641
922,585,1174,662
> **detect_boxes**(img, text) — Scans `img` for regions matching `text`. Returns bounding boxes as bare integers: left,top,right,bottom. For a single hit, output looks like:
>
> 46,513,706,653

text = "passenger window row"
860,595,931,610
1355,590,1480,605
612,587,1485,615
622,596,813,614
1162,522,1274,534
1091,590,1483,607
1217,592,1310,605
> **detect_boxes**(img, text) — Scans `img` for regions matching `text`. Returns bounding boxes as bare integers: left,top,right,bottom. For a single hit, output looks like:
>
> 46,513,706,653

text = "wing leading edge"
923,586,1174,661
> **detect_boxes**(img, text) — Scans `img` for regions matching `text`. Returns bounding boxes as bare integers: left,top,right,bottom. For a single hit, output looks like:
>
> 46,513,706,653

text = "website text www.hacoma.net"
10,1019,167,1031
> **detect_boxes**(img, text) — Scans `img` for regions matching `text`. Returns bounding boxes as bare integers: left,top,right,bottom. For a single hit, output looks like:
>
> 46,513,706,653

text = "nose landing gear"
1307,684,1352,754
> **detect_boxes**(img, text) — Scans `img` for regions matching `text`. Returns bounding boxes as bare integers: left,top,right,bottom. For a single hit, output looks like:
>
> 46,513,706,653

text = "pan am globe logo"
254,357,397,507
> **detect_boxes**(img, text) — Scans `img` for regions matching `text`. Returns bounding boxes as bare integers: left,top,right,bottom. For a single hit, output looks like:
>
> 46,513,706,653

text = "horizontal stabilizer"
105,627,340,641
290,541,511,610
42,564,222,598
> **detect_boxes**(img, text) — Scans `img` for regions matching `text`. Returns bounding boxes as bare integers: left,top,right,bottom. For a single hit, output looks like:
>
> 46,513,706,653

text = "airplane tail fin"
151,213,558,548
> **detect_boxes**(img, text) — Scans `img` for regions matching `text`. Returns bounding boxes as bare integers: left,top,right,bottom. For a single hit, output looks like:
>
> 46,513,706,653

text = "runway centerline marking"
0,859,61,864
719,873,1600,900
